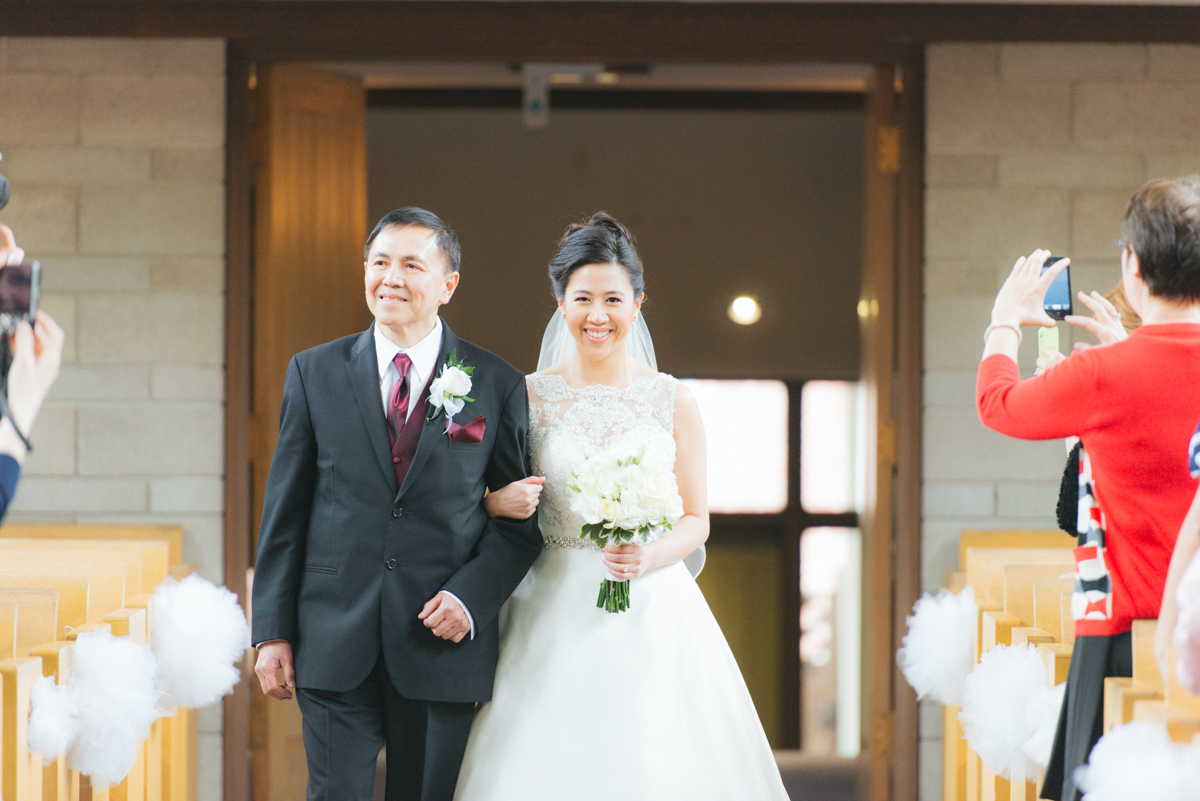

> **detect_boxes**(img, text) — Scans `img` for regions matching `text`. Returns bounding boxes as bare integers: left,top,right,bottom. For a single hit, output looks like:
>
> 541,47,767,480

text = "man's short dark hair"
1122,176,1200,302
364,208,461,273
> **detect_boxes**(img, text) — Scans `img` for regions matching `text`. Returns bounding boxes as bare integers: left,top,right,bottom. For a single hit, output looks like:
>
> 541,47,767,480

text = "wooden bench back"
0,539,168,595
959,530,1070,572
1003,562,1075,628
964,547,1075,609
0,574,88,634
0,561,125,624
1032,576,1076,646
0,523,184,564
0,587,58,659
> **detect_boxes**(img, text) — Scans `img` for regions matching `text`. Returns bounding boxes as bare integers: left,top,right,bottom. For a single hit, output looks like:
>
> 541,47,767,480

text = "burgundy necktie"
387,352,413,446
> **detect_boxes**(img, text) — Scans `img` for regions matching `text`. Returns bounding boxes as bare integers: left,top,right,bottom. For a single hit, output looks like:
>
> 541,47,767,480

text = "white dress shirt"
374,317,442,423
374,319,475,640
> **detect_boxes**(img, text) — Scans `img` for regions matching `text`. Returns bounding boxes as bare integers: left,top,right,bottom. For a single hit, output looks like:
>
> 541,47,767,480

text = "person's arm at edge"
1157,482,1200,684
437,374,543,633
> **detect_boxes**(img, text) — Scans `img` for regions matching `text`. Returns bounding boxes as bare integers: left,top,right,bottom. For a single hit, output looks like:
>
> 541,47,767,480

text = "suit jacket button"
386,559,397,570
391,506,402,518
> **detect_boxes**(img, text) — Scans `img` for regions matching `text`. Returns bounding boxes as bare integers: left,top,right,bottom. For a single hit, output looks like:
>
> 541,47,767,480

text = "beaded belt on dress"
542,537,599,551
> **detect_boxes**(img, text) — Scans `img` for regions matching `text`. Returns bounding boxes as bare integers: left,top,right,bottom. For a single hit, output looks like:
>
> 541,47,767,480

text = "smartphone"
1041,256,1071,320
0,260,40,333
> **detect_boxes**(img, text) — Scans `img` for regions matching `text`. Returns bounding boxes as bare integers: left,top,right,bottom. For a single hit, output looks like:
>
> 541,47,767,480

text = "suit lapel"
347,326,398,492
397,323,461,499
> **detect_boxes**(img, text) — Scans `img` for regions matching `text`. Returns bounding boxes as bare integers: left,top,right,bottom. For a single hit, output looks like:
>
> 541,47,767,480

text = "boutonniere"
427,349,475,432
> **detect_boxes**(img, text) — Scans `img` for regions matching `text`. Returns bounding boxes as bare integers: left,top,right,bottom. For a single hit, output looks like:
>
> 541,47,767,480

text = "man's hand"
255,641,296,700
418,593,470,643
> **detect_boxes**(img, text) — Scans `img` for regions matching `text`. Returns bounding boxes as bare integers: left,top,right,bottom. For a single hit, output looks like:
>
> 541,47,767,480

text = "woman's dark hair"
1121,175,1200,302
364,207,461,273
548,212,644,299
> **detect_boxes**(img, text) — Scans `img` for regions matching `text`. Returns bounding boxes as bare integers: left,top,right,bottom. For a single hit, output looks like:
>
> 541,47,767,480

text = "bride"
452,213,789,801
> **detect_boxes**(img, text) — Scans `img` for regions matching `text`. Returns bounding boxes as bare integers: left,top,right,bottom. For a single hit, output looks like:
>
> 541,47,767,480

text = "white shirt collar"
374,317,444,391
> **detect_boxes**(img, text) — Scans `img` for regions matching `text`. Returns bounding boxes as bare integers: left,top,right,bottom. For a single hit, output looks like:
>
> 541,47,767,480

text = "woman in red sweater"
976,176,1200,801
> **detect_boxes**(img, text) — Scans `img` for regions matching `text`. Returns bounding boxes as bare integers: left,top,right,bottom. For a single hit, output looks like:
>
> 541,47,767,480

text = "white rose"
619,489,641,510
641,474,668,501
572,495,604,525
618,465,646,492
597,478,618,499
646,507,666,527
441,365,472,397
600,500,620,524
616,504,647,531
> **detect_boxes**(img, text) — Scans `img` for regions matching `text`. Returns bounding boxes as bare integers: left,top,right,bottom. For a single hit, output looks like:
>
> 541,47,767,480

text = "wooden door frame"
223,40,924,801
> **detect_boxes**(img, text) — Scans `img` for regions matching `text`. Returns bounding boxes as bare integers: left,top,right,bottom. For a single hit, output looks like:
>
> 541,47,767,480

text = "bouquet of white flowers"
568,445,685,613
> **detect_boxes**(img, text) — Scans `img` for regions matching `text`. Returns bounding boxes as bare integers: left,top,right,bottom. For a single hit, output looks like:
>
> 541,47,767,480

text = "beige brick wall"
921,43,1200,800
0,37,226,800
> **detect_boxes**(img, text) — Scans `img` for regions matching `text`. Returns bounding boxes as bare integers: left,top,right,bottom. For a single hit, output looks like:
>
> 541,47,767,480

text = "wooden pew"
0,545,166,800
0,526,184,570
0,563,124,629
947,530,1200,801
0,540,170,602
0,588,59,801
0,530,197,801
958,538,1074,801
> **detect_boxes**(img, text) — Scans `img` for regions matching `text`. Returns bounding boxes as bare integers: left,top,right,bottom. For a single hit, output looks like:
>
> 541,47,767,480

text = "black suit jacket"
251,322,543,701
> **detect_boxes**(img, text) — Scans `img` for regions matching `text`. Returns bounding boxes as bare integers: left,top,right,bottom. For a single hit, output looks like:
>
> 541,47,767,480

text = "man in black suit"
252,208,542,801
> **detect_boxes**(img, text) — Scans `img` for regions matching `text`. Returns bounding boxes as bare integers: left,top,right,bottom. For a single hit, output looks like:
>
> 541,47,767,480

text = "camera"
0,155,42,335
0,261,40,336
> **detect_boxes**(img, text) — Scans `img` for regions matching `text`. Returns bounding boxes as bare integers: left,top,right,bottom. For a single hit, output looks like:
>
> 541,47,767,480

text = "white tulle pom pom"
959,642,1051,783
28,675,78,764
897,585,978,705
151,575,251,709
1173,550,1200,694
67,629,161,785
1021,681,1065,771
1075,722,1200,800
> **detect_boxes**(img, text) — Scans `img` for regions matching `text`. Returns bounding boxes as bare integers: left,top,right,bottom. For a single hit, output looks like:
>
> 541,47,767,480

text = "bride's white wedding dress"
454,373,789,801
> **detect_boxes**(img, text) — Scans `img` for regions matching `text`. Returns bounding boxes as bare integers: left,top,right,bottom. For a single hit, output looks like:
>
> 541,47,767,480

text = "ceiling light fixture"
729,296,762,325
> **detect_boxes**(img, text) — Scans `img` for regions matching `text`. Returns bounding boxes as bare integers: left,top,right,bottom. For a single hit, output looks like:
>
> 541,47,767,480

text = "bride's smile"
560,262,643,363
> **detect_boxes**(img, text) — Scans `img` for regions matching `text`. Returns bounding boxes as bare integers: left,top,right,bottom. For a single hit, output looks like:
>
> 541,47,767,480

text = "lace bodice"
527,373,678,540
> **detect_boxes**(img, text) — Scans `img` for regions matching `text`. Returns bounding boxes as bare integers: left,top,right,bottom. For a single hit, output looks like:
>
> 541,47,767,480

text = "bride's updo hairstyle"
549,212,645,300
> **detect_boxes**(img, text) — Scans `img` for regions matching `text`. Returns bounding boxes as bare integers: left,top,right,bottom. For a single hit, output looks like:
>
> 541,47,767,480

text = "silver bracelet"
983,322,1022,345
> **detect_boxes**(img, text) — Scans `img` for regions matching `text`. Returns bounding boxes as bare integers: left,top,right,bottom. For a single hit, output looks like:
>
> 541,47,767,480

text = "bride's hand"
482,476,545,519
602,542,657,580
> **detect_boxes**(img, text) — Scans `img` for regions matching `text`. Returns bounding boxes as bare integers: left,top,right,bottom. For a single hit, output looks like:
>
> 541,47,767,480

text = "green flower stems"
597,578,632,613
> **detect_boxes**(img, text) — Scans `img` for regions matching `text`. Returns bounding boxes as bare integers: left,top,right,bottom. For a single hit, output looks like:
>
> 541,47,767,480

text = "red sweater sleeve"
976,352,1100,440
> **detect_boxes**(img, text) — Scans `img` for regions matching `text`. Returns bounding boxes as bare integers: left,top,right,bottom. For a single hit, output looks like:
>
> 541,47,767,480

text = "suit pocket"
303,564,339,575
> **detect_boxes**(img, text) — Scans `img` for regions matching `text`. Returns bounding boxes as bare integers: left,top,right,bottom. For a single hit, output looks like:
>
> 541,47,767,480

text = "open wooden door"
248,63,369,801
859,57,924,801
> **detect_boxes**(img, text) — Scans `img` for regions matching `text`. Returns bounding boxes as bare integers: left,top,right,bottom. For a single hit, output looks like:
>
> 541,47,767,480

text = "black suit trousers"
296,657,476,801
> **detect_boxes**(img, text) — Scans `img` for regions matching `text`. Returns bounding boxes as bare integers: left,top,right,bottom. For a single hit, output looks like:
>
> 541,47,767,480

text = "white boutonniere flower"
427,349,475,430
